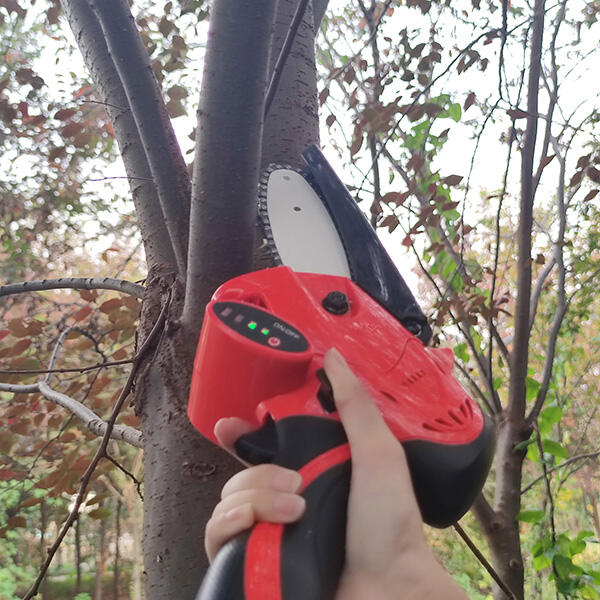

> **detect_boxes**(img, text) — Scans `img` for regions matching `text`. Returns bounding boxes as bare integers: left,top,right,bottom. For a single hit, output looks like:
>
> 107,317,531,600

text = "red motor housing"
189,266,485,448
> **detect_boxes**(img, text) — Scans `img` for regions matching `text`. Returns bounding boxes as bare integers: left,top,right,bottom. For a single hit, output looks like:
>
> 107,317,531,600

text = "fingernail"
271,469,303,493
328,347,347,366
273,494,306,517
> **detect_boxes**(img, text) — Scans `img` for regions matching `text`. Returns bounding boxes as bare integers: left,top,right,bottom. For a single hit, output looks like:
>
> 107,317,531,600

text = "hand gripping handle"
196,416,350,600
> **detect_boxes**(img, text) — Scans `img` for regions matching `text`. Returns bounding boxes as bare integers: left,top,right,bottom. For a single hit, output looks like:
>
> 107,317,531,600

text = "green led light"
261,328,269,336
248,321,258,330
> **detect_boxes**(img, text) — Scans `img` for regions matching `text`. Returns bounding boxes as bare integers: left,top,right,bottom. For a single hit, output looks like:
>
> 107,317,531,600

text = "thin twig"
521,450,600,495
105,453,144,501
453,522,518,599
264,0,310,117
22,292,169,600
0,359,133,376
0,277,145,299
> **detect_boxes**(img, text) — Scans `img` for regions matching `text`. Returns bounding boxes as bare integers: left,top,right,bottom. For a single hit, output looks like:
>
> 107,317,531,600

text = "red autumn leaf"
54,108,76,120
506,108,528,120
61,121,84,138
464,92,476,111
7,516,27,528
78,289,98,302
10,338,31,356
442,175,463,186
7,319,43,338
99,298,123,313
0,330,9,342
539,155,555,169
73,306,92,322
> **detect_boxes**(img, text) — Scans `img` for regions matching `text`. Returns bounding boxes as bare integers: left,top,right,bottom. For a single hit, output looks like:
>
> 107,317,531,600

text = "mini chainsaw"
188,146,495,600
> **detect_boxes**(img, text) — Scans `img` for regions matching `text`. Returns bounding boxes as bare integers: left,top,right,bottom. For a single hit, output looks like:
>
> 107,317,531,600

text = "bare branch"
0,360,132,376
527,134,567,425
528,257,556,331
90,0,191,274
521,450,600,495
0,381,143,448
105,454,144,501
264,0,310,117
0,277,145,299
454,522,518,600
510,0,546,420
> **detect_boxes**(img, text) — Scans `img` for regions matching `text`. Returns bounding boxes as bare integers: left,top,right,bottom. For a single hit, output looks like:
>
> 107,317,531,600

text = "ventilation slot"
402,369,426,387
422,398,474,433
380,391,397,403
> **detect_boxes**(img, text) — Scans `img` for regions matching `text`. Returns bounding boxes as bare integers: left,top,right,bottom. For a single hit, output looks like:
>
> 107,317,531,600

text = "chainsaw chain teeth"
257,162,305,267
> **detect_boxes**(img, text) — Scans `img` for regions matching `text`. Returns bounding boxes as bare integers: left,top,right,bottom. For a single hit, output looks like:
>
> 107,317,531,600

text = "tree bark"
183,0,278,338
261,0,321,169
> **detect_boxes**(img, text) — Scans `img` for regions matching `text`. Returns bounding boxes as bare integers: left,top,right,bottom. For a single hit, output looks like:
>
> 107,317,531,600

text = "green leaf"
533,553,552,571
554,554,574,581
453,343,469,362
526,376,541,402
447,102,462,122
493,376,503,391
88,507,112,519
517,509,545,523
542,439,568,460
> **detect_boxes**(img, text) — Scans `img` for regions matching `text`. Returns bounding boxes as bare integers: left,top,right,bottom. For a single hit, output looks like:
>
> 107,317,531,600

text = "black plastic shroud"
302,145,432,344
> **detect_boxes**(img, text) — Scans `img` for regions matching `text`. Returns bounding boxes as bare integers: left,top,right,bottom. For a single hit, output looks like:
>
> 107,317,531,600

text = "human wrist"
336,546,468,600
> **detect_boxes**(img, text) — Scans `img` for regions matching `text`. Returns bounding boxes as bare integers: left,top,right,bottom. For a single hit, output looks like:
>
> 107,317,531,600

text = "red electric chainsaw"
188,146,495,600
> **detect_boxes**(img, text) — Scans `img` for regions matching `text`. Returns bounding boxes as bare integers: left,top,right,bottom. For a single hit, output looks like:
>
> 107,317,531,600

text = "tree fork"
60,0,177,269
90,0,191,275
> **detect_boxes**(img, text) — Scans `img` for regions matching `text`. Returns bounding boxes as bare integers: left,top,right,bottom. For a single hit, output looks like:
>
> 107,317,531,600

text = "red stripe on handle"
245,443,351,600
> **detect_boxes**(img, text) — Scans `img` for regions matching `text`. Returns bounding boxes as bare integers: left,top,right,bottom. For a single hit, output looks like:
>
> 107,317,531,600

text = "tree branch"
521,450,600,495
509,0,546,421
0,381,143,448
90,0,191,275
264,0,311,117
182,0,277,340
60,0,177,269
0,277,145,299
528,257,556,332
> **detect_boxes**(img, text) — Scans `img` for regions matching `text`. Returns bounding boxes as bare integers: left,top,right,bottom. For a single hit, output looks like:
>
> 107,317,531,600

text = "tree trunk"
261,0,321,168
474,415,529,600
95,505,107,600
113,499,121,600
75,514,82,595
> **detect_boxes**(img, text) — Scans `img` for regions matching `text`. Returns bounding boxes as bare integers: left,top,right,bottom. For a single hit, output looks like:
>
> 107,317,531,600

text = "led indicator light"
261,328,269,336
248,322,258,330
268,337,281,348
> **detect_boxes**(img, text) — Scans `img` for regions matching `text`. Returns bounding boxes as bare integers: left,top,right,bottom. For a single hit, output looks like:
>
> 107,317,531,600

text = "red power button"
268,337,281,348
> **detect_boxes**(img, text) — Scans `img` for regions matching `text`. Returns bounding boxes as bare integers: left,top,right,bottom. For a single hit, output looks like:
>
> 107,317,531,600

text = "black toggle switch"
316,368,336,413
322,291,349,315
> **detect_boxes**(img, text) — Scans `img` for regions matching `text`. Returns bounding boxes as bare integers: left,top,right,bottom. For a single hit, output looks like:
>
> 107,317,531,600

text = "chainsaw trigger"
234,418,278,465
316,368,336,413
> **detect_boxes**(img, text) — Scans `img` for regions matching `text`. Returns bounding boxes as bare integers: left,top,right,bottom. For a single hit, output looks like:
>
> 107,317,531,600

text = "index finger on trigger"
323,348,398,463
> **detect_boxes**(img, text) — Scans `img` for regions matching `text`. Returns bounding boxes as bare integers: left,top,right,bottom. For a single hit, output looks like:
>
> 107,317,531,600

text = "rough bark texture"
261,0,321,169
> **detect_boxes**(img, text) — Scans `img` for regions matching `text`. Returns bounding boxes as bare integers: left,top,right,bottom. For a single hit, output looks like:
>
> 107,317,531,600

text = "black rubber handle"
196,416,350,600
